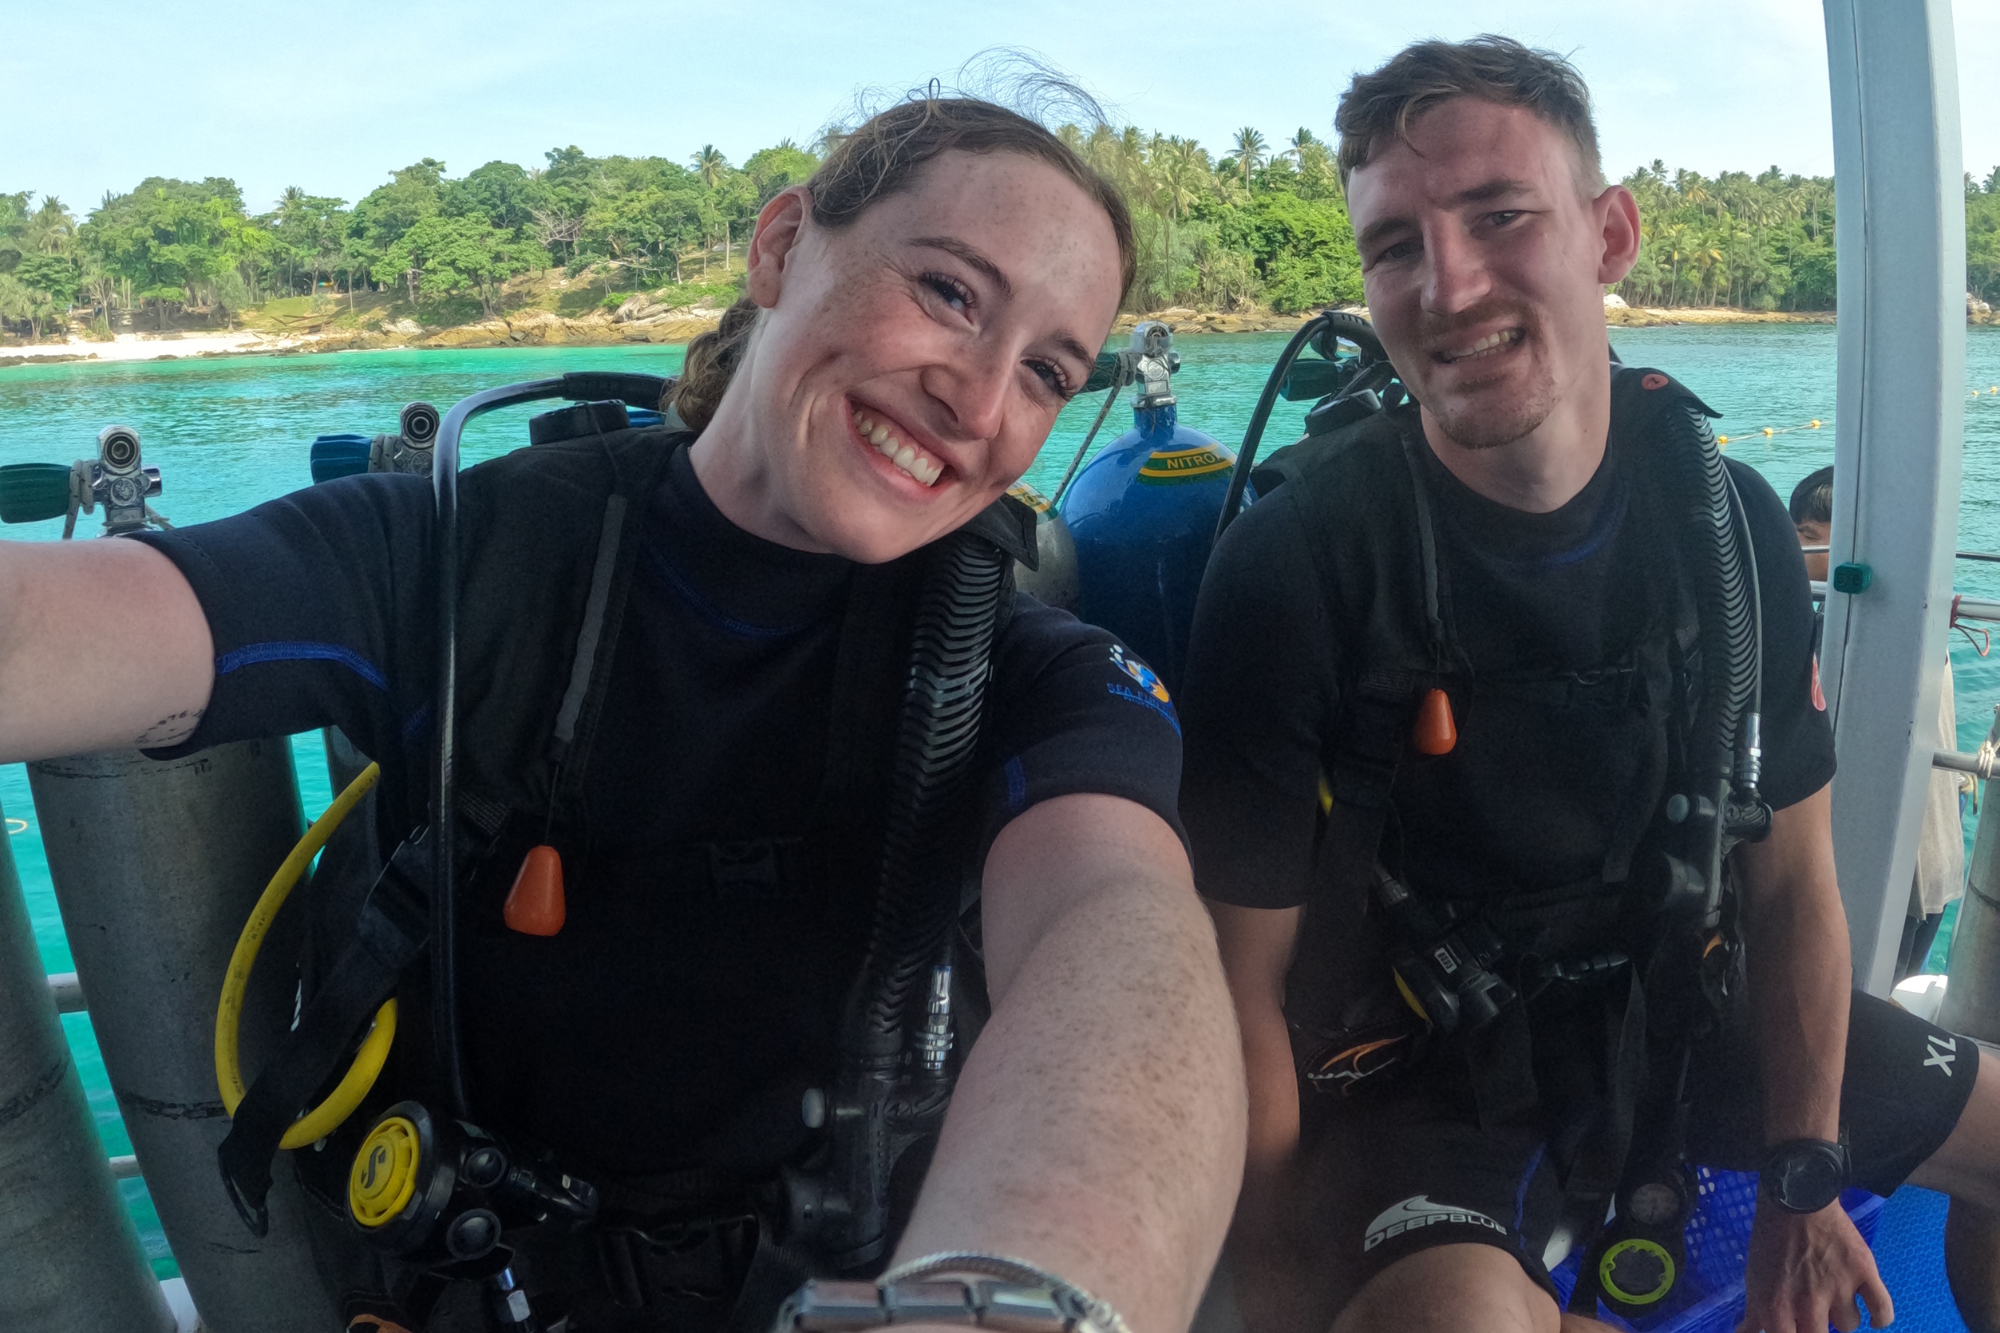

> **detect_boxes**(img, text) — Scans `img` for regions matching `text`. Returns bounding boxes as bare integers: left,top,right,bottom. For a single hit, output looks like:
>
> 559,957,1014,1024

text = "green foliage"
1240,193,1363,312
13,251,78,305
79,177,255,327
9,127,2000,343
1970,188,2000,305
376,214,540,316
743,141,819,204
1616,162,1839,310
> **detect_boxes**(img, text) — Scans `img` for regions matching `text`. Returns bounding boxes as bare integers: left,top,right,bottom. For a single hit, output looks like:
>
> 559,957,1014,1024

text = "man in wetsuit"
1180,36,2000,1333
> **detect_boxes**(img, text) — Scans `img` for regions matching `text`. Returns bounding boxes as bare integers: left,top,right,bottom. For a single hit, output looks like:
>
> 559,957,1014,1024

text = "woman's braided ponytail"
664,294,762,433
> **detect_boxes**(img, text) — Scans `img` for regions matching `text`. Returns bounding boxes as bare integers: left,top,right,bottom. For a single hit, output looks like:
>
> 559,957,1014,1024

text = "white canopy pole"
1819,0,1966,995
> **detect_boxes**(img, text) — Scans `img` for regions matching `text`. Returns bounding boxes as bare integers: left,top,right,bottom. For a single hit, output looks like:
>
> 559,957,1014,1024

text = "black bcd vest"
228,419,1037,1328
1255,368,1738,1202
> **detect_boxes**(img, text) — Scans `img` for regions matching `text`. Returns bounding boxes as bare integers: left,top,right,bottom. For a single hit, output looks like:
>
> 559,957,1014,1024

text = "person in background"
1790,465,1966,981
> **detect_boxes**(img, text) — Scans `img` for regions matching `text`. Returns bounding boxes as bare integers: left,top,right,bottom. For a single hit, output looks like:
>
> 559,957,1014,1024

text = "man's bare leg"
1327,1244,1617,1333
1907,1047,2000,1333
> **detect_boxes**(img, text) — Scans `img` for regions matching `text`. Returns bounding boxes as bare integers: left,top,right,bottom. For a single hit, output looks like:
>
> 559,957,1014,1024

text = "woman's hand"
1736,1201,1892,1333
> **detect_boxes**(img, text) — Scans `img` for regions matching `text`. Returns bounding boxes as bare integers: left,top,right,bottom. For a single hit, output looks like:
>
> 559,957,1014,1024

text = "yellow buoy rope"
216,762,395,1150
1709,387,1994,447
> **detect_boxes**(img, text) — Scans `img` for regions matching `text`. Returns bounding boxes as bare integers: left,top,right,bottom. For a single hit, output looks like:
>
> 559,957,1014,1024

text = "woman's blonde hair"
666,97,1135,433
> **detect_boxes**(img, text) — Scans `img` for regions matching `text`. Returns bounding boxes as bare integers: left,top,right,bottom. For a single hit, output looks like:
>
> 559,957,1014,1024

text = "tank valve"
1128,321,1179,409
368,401,442,475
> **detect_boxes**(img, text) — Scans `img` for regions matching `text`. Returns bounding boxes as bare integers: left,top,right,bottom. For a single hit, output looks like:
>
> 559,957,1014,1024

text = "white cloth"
1913,663,1967,917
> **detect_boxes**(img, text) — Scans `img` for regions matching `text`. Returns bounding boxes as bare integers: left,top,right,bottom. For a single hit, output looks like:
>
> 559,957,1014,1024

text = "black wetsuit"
1180,406,1976,1303
134,445,1187,1322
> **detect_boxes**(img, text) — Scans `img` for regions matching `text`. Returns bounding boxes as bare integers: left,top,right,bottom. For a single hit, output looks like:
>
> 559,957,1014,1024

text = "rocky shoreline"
3,298,1991,370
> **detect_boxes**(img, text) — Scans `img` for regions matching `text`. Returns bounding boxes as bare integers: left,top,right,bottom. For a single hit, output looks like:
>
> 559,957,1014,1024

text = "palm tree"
1796,180,1832,241
1285,128,1319,163
692,145,729,190
26,197,75,255
1232,128,1267,190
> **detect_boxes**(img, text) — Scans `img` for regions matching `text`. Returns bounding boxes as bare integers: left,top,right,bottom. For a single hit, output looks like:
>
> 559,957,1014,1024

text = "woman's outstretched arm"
894,790,1247,1333
0,538,213,763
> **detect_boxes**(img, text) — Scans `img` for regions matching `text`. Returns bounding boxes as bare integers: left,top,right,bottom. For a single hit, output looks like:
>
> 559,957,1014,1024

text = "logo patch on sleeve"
1106,645,1178,732
1110,644,1170,703
1363,1195,1508,1251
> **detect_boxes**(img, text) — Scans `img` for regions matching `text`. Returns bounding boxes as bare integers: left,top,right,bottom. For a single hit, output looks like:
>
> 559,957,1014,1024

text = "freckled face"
718,151,1123,564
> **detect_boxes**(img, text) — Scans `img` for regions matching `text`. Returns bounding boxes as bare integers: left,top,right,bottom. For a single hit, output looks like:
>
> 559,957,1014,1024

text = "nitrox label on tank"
1138,446,1231,484
1006,481,1053,513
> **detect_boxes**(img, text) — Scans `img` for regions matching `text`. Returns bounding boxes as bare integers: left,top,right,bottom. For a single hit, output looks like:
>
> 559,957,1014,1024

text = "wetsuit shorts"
1289,989,1978,1310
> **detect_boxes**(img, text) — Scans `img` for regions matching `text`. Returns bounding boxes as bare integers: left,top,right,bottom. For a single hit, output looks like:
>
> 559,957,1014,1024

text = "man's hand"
1737,1202,1892,1333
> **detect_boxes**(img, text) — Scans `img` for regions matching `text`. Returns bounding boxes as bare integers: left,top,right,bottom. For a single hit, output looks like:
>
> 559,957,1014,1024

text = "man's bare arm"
0,538,214,763
894,793,1247,1332
1205,901,1301,1213
1733,783,1848,1143
1731,782,1893,1333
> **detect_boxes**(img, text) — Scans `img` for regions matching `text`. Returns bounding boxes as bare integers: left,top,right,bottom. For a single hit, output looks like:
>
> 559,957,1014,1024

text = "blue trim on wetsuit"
215,640,389,691
642,542,823,640
1513,1142,1546,1237
1004,756,1027,809
1462,480,1632,576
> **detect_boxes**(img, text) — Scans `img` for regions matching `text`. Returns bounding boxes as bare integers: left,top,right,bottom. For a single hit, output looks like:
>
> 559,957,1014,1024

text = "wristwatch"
775,1253,1130,1333
1761,1136,1850,1214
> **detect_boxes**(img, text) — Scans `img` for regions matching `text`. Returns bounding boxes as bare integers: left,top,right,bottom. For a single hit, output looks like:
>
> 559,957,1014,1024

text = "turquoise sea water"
2,327,1999,1277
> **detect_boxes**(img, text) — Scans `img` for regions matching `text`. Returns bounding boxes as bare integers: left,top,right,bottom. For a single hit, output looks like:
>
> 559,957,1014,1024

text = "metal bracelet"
775,1252,1130,1333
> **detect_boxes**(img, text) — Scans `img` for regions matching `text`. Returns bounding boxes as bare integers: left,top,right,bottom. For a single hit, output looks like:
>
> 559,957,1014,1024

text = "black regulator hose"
804,525,1009,1269
1727,472,1766,794
1650,384,1760,919
429,372,673,1119
1214,311,1395,547
1214,314,1329,546
849,530,1009,1060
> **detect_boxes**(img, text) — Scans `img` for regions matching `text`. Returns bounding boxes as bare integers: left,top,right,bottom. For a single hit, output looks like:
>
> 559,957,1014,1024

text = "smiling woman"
677,97,1136,562
0,92,1243,1333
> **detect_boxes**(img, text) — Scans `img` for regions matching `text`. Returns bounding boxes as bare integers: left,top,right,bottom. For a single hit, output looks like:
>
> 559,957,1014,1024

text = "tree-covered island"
3,127,1999,350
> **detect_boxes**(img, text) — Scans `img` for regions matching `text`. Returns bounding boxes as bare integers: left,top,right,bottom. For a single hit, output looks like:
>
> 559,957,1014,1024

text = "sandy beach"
0,302,1939,371
0,330,311,367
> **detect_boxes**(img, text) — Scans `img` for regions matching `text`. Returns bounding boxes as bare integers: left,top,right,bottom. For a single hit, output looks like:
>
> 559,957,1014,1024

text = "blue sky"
8,0,1997,214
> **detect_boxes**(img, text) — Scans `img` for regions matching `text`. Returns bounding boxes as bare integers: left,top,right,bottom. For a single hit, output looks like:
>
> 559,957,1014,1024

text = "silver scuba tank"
27,740,332,1332
0,795,175,1333
1941,709,2000,1043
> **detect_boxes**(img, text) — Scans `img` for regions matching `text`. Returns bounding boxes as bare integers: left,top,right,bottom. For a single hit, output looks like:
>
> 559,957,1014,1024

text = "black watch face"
1777,1147,1844,1211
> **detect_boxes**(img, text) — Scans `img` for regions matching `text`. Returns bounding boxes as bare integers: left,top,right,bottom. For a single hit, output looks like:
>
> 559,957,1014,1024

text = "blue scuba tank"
1061,323,1239,694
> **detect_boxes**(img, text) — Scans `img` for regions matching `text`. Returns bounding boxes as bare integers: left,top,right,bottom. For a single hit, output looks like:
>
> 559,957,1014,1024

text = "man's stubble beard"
1421,364,1561,451
1398,302,1560,452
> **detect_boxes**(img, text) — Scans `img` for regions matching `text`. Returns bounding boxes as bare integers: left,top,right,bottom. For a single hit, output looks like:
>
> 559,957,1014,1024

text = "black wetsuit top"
1180,407,1835,913
136,447,1186,1178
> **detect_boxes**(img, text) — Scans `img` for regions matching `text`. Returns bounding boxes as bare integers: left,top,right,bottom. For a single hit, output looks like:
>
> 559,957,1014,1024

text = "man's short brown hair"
1335,35,1603,192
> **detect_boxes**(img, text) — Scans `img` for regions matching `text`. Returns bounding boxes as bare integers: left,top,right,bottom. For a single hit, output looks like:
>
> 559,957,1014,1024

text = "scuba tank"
1061,321,1239,694
1006,481,1078,611
0,795,176,1333
0,427,332,1331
